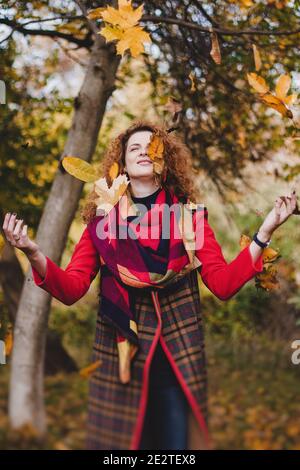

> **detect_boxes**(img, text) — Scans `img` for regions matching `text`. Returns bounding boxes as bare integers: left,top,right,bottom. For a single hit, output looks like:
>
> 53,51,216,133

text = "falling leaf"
237,128,246,148
239,234,252,250
109,162,119,180
4,330,13,356
247,72,296,119
87,7,106,20
79,359,102,378
88,0,151,58
255,266,280,291
61,156,98,182
262,247,280,263
115,26,151,58
260,93,293,118
94,173,130,215
240,233,280,291
247,73,269,94
252,44,261,71
210,32,221,65
275,74,297,105
164,96,183,123
188,71,197,92
147,133,165,178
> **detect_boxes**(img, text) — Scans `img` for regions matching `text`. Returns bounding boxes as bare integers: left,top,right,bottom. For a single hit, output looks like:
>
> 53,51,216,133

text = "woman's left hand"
258,189,299,239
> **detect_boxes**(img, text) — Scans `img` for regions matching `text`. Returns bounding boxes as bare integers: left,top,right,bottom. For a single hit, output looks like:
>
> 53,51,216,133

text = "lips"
138,159,152,165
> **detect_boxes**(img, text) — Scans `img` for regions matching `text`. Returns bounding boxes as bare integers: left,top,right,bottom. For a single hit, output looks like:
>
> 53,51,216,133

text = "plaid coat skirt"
86,268,211,450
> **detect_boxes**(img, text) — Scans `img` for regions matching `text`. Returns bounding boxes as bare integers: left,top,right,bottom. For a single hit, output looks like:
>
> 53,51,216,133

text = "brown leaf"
210,32,221,65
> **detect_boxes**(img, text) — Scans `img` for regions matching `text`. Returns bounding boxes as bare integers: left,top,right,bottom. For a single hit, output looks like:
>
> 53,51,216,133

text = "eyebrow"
128,143,149,149
129,143,141,148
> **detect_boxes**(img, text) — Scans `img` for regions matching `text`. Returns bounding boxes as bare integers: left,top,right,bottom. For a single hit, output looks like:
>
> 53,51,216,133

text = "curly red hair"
81,119,201,224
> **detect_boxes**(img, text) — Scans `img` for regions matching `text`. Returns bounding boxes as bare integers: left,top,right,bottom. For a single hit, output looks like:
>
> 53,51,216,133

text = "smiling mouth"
138,160,152,165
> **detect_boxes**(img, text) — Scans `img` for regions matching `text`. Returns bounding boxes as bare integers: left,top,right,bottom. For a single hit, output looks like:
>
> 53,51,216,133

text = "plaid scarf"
87,186,205,383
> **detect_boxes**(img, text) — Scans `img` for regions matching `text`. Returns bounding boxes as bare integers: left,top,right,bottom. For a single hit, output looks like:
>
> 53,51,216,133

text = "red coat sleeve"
31,227,100,305
194,208,264,300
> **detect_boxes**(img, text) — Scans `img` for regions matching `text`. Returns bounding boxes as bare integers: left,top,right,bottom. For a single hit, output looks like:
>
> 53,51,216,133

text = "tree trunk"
0,234,78,375
8,34,121,436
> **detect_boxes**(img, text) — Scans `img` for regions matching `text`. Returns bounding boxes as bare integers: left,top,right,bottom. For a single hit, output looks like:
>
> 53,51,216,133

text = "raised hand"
2,212,39,256
258,189,299,239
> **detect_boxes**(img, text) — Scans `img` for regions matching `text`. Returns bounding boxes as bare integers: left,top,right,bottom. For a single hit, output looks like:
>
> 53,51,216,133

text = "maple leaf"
88,0,151,58
116,26,151,58
94,173,129,215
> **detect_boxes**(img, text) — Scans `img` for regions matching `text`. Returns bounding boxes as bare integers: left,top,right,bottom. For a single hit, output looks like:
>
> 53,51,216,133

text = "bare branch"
0,18,93,48
141,14,300,37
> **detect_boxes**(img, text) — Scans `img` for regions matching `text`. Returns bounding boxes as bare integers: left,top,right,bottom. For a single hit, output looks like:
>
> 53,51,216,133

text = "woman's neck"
129,179,161,198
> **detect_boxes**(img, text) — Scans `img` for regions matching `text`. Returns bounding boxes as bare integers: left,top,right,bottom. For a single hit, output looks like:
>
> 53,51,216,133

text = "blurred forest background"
1,0,300,450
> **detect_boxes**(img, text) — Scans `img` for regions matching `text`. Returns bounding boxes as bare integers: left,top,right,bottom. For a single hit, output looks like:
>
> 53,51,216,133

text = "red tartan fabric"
31,211,264,303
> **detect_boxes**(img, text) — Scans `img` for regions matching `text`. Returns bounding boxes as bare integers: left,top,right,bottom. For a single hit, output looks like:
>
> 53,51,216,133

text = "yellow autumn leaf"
92,1,151,58
153,161,164,175
115,26,151,58
239,234,252,249
61,156,98,183
100,2,144,29
188,72,196,92
99,24,124,43
275,74,297,105
247,72,295,118
79,359,102,378
247,73,269,94
94,173,129,215
252,44,261,72
237,128,246,149
109,162,119,180
210,32,221,65
87,7,106,20
148,134,164,161
262,246,280,263
4,330,13,356
256,268,280,291
260,93,293,118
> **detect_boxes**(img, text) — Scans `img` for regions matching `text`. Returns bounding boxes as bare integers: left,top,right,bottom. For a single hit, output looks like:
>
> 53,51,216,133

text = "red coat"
31,215,264,449
31,217,263,305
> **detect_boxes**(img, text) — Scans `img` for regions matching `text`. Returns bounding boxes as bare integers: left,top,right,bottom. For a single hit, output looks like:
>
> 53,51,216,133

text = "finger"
13,219,23,237
21,225,28,238
274,199,283,218
7,213,17,235
2,212,11,231
284,196,292,213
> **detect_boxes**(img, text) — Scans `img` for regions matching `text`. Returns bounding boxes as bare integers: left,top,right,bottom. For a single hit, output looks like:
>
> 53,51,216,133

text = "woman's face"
124,130,154,180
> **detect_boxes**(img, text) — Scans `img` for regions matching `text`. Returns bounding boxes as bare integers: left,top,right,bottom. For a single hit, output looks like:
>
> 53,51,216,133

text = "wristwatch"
252,231,271,249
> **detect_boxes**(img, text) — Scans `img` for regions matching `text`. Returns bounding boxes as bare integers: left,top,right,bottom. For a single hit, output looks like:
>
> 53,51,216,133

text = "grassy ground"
0,335,300,450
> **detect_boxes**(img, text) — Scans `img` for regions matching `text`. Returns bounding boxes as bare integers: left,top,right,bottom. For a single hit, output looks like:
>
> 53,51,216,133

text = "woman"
2,120,298,450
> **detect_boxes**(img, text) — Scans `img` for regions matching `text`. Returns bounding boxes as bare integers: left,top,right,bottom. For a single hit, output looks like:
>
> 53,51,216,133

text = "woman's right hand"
2,212,40,257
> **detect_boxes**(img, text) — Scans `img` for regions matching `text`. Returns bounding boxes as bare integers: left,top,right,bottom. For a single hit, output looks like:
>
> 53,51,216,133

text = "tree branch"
141,14,300,37
0,18,93,48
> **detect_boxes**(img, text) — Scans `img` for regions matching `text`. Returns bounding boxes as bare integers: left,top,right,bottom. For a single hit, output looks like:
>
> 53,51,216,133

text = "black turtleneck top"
129,186,179,389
